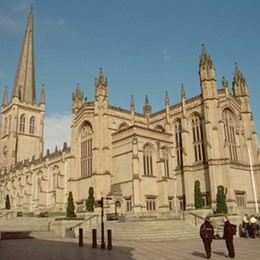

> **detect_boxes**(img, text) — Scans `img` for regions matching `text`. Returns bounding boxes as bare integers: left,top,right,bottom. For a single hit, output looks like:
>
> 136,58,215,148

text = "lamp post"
248,147,259,214
99,197,105,249
98,196,112,249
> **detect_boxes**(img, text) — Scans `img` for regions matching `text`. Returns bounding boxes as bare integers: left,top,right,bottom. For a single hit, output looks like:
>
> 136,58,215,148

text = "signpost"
97,196,112,249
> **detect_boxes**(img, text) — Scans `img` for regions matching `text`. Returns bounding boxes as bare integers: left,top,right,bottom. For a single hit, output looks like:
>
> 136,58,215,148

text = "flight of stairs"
0,216,59,240
0,215,200,241
82,219,200,241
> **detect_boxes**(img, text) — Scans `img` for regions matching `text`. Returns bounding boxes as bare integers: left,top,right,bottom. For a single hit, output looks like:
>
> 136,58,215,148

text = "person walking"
242,213,249,238
249,214,257,238
223,216,235,258
200,216,214,259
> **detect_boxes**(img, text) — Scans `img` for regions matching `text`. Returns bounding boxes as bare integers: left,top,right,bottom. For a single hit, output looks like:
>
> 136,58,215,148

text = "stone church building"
0,9,259,217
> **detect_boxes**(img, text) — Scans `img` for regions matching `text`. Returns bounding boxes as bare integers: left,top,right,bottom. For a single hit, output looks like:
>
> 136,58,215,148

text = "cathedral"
0,8,259,217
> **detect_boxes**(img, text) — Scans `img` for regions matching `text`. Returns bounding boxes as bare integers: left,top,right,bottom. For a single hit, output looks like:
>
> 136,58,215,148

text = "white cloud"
0,12,21,31
44,113,71,153
0,0,29,32
162,46,172,61
43,17,78,38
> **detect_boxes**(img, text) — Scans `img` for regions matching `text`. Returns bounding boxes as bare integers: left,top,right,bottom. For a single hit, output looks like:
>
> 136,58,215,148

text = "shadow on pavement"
191,251,206,258
212,250,226,256
0,238,135,260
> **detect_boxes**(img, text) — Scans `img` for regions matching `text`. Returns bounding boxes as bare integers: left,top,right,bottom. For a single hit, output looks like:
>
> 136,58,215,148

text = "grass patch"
55,217,85,221
47,212,66,217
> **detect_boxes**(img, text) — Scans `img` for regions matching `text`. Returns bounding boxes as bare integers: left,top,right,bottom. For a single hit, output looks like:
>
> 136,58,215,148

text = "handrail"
0,211,16,221
185,211,204,226
70,214,99,230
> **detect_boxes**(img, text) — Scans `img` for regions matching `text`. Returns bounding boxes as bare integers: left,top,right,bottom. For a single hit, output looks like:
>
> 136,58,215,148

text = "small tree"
5,194,10,209
86,186,95,212
194,180,203,209
66,191,76,219
216,185,228,214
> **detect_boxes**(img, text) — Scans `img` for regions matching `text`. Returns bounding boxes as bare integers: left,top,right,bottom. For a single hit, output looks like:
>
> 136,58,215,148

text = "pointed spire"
73,83,83,101
222,77,229,96
165,91,170,107
143,95,151,116
233,62,245,83
130,95,135,112
95,68,107,87
232,63,248,97
12,8,36,104
39,84,45,105
2,86,9,106
199,44,214,68
181,84,186,100
222,76,228,89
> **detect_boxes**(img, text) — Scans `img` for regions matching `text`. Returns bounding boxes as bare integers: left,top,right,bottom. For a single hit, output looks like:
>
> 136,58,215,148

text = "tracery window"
162,148,169,177
143,144,153,176
223,109,238,162
29,116,35,134
174,120,183,166
191,114,205,162
81,123,93,177
19,114,26,133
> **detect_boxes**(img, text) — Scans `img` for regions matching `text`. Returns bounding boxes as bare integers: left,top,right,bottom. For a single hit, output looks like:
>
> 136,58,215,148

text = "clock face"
3,146,7,157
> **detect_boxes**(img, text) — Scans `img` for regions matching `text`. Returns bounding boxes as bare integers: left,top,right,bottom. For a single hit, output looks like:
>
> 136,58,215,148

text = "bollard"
107,229,112,250
92,229,97,248
78,228,83,247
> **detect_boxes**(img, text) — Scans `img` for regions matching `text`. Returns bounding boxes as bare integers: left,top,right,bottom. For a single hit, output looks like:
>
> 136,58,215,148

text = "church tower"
0,7,45,170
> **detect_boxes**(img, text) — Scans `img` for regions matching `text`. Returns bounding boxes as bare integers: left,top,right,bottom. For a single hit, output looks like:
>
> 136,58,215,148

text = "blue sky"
0,0,260,151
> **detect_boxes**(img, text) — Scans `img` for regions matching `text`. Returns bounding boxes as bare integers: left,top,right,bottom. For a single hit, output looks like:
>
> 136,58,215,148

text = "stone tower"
0,7,45,170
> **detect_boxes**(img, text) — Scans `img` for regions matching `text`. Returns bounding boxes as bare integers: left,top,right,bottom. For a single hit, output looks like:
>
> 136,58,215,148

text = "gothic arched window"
53,166,59,190
19,114,26,133
162,148,169,177
174,120,183,166
143,144,153,176
81,123,93,177
191,114,205,162
29,116,35,134
223,109,238,162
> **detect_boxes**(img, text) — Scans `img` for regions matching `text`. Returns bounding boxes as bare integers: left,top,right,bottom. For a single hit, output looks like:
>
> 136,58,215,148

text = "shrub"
194,180,203,209
66,191,76,219
86,187,95,212
216,185,228,214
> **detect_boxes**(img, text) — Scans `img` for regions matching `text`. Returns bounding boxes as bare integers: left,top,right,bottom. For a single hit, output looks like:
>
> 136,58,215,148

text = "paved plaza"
0,236,259,260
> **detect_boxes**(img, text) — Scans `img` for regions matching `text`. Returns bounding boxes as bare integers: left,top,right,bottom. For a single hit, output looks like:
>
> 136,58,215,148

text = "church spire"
39,84,45,105
95,68,108,102
95,68,107,87
2,86,8,107
12,7,36,104
232,63,248,97
199,44,217,99
143,95,151,116
130,95,135,112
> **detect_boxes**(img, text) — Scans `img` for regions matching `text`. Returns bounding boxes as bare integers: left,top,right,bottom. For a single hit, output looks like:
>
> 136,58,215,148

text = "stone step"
81,219,199,241
30,230,61,239
0,217,54,232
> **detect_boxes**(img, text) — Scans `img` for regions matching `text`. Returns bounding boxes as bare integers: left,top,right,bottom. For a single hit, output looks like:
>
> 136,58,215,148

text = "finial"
181,84,186,99
165,91,169,107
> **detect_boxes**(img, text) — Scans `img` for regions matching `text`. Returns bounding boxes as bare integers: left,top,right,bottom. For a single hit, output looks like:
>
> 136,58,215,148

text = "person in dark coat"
223,216,235,258
200,216,214,259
